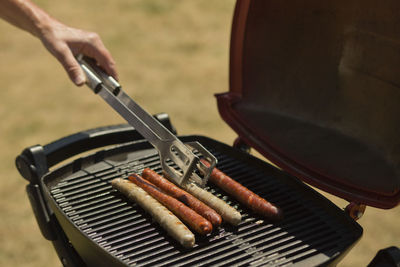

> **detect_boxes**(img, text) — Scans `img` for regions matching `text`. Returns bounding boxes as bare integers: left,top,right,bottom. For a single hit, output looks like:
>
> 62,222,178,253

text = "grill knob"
16,154,37,182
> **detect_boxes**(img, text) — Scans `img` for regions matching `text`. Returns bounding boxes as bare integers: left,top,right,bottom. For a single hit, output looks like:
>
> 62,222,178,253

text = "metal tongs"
77,55,217,187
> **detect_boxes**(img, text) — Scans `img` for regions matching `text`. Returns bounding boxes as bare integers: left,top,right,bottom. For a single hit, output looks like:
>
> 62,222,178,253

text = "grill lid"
218,0,400,208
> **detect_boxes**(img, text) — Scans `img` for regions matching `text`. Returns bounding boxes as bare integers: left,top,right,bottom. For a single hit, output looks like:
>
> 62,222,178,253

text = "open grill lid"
217,0,400,209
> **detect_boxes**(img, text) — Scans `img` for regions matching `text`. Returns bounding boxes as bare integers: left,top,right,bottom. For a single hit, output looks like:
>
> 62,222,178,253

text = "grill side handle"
16,113,175,180
45,113,176,170
43,124,139,169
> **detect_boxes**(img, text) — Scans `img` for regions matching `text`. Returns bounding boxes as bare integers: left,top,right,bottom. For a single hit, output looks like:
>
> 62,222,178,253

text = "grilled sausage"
201,159,283,220
110,178,195,248
182,182,242,226
142,168,222,227
128,173,213,235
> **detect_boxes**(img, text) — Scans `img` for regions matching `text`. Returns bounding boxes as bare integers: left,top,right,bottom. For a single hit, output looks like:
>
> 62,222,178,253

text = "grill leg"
367,246,400,267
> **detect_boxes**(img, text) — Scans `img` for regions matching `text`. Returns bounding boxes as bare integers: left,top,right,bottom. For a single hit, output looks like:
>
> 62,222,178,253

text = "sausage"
110,178,195,248
128,173,213,235
142,168,222,227
182,182,242,226
162,169,241,225
201,159,283,220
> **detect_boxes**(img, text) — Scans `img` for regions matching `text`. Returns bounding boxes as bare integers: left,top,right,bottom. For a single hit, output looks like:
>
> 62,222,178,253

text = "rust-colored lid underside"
217,0,400,209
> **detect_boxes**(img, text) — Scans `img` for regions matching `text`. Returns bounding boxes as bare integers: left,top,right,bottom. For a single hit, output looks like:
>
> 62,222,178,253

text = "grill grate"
47,139,360,266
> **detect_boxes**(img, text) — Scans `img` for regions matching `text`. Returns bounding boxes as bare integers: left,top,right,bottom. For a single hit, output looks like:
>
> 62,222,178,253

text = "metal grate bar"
56,186,111,205
73,205,133,224
81,210,141,232
90,218,150,240
66,198,124,217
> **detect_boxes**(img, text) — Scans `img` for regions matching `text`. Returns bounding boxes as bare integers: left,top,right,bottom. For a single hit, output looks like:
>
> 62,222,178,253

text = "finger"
80,33,118,80
54,44,86,86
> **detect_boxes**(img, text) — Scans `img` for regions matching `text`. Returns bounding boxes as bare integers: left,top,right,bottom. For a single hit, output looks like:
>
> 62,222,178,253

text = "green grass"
0,1,398,266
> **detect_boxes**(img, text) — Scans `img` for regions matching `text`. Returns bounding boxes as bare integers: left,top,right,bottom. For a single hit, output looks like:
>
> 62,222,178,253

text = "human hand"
39,20,118,86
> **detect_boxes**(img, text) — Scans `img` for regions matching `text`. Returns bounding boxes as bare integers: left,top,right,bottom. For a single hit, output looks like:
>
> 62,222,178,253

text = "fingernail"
75,74,86,86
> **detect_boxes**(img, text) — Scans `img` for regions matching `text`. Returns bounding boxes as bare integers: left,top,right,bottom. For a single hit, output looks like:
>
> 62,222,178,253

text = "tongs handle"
76,55,217,187
77,55,120,94
78,56,183,150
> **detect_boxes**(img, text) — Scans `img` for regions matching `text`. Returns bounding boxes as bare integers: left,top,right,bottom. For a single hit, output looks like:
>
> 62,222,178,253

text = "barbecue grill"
15,0,400,266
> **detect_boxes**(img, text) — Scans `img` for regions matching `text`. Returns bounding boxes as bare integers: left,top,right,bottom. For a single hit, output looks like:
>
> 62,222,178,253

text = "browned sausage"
128,173,213,235
142,168,222,227
201,159,283,221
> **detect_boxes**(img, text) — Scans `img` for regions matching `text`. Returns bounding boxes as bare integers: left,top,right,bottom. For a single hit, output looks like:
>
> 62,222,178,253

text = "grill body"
27,127,362,266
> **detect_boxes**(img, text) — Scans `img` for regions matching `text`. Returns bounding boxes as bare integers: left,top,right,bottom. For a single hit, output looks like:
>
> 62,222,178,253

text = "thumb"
55,45,86,86
67,61,86,86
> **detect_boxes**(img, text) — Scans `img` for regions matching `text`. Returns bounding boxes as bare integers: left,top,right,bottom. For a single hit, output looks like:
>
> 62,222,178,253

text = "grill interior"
44,136,362,266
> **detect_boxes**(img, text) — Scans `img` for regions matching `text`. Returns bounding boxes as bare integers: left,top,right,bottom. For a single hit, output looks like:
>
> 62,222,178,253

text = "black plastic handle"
43,124,139,168
16,113,176,181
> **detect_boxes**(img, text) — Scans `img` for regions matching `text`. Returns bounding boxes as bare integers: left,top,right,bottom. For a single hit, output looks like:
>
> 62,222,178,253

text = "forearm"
0,0,118,85
0,0,55,38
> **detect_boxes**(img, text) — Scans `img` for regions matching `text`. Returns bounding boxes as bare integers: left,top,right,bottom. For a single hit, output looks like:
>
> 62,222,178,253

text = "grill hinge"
233,136,251,153
345,202,366,220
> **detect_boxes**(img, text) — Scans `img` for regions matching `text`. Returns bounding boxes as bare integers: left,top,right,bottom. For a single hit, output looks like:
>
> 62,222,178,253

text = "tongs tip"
162,141,217,187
